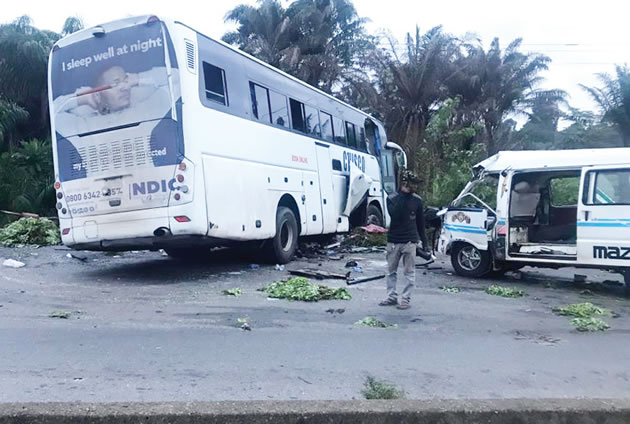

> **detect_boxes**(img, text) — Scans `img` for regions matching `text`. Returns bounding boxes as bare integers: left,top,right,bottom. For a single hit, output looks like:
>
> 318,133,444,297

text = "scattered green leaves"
553,302,609,318
486,285,525,298
223,288,242,296
342,229,387,247
361,376,405,400
355,316,397,328
440,286,460,293
0,217,60,246
49,311,71,319
263,277,351,302
571,317,610,332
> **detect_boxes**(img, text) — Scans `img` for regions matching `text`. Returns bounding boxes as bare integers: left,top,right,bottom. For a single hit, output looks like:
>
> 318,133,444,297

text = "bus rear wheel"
451,243,491,277
267,206,298,264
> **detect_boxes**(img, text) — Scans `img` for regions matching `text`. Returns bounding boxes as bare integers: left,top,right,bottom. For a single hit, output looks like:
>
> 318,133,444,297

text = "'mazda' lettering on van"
593,245,630,260
131,179,178,196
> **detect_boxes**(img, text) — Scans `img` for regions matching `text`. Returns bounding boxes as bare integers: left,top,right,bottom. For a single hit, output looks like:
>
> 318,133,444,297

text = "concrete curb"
1,399,630,423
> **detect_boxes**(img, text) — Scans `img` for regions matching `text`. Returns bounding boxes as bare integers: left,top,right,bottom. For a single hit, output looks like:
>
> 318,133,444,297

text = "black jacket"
387,192,428,246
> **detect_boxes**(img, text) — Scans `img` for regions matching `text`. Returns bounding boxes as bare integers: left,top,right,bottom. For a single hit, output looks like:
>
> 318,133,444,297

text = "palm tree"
581,65,630,147
0,97,29,151
449,38,552,155
61,16,84,36
0,16,60,143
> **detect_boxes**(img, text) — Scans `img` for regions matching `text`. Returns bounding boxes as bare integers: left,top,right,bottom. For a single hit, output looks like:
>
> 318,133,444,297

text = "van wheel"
366,204,384,227
451,243,491,277
267,206,298,264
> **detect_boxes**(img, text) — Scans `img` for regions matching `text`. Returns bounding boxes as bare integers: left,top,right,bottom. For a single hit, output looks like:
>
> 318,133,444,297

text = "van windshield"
452,175,499,210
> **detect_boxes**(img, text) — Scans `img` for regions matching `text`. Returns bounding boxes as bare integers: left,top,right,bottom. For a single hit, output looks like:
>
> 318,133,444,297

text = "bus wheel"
451,243,490,277
366,204,384,227
268,206,298,264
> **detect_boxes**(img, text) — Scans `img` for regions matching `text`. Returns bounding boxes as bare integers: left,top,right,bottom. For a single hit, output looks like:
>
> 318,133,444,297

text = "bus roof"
475,147,630,172
173,21,385,129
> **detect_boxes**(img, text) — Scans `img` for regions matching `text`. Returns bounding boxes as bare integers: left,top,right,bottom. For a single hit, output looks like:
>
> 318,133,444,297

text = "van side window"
289,98,306,133
333,117,346,144
202,62,228,105
591,169,630,205
304,105,321,137
320,112,333,142
345,121,357,148
270,91,289,127
549,177,579,206
249,82,271,123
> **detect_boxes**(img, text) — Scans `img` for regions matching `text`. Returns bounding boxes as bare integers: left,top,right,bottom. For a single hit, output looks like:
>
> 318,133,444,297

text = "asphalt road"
1,245,629,402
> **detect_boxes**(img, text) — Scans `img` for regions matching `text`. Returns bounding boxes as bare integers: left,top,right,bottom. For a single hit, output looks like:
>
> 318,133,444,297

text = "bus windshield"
50,22,171,138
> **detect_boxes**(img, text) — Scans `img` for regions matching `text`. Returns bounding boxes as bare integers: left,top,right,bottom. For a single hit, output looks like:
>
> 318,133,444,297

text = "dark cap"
400,169,422,186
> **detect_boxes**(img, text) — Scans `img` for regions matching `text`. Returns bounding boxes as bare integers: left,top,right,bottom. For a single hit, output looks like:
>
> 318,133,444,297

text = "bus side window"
320,112,333,142
345,121,357,148
304,105,321,138
290,98,306,133
358,127,367,151
333,116,346,145
203,62,228,106
249,82,271,123
270,91,289,127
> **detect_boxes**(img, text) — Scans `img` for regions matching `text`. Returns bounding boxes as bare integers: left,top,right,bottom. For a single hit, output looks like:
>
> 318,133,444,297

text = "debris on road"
361,376,405,400
571,317,610,332
440,286,461,293
222,288,242,296
263,277,351,302
486,285,525,298
274,264,285,271
49,311,71,319
345,260,358,268
341,228,386,249
354,317,396,328
0,217,61,246
249,264,260,270
237,317,251,331
552,302,610,318
346,274,386,286
288,268,350,280
2,259,25,268
325,308,345,314
66,253,87,262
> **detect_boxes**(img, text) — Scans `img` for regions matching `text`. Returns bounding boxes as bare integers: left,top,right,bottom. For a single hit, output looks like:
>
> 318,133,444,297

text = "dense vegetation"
1,3,628,226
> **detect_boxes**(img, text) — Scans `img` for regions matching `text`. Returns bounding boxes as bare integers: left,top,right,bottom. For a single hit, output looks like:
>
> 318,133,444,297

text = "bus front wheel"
267,206,298,264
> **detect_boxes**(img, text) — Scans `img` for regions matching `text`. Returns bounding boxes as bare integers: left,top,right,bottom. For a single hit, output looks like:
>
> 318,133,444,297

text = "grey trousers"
386,242,416,301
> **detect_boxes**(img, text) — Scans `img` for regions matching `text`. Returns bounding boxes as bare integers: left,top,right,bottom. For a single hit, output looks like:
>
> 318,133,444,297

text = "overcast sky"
4,0,629,116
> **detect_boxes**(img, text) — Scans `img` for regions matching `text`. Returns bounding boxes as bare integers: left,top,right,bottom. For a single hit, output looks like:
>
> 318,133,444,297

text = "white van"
437,148,630,293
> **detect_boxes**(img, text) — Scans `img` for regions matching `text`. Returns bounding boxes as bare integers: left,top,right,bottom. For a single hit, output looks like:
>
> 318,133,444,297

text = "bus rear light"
62,228,71,235
57,192,63,199
174,216,191,223
61,208,67,215
176,174,184,183
181,185,189,194
497,225,507,236
178,162,187,171
56,202,63,210
147,16,160,24
54,182,61,190
174,193,181,201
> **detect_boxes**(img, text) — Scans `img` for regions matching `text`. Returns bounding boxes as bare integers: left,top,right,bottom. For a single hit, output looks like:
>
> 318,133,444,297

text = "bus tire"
451,243,491,277
366,204,384,227
267,206,298,264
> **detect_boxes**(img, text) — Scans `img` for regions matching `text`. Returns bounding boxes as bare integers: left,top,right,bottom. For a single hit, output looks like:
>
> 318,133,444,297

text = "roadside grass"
486,285,525,298
222,288,242,296
440,286,460,293
262,277,351,302
0,218,61,246
354,317,397,328
571,317,610,332
361,376,405,400
553,302,611,332
552,302,610,318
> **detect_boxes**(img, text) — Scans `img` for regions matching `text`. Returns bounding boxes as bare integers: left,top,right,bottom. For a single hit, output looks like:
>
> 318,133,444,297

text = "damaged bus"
437,148,630,292
48,15,406,263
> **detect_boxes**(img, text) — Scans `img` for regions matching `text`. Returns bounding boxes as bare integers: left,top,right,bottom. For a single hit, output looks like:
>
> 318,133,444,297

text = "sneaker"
397,299,411,310
378,297,398,306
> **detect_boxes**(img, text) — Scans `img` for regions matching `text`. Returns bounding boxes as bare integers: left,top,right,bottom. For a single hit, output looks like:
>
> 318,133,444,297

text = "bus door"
577,165,630,266
315,142,337,233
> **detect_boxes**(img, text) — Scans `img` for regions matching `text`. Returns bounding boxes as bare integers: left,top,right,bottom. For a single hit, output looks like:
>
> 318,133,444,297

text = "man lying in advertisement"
53,65,178,136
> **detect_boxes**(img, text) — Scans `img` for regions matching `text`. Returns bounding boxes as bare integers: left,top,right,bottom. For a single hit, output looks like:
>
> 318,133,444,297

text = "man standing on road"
380,170,428,310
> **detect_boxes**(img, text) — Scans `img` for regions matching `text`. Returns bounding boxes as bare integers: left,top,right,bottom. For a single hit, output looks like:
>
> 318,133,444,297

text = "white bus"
48,15,406,263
